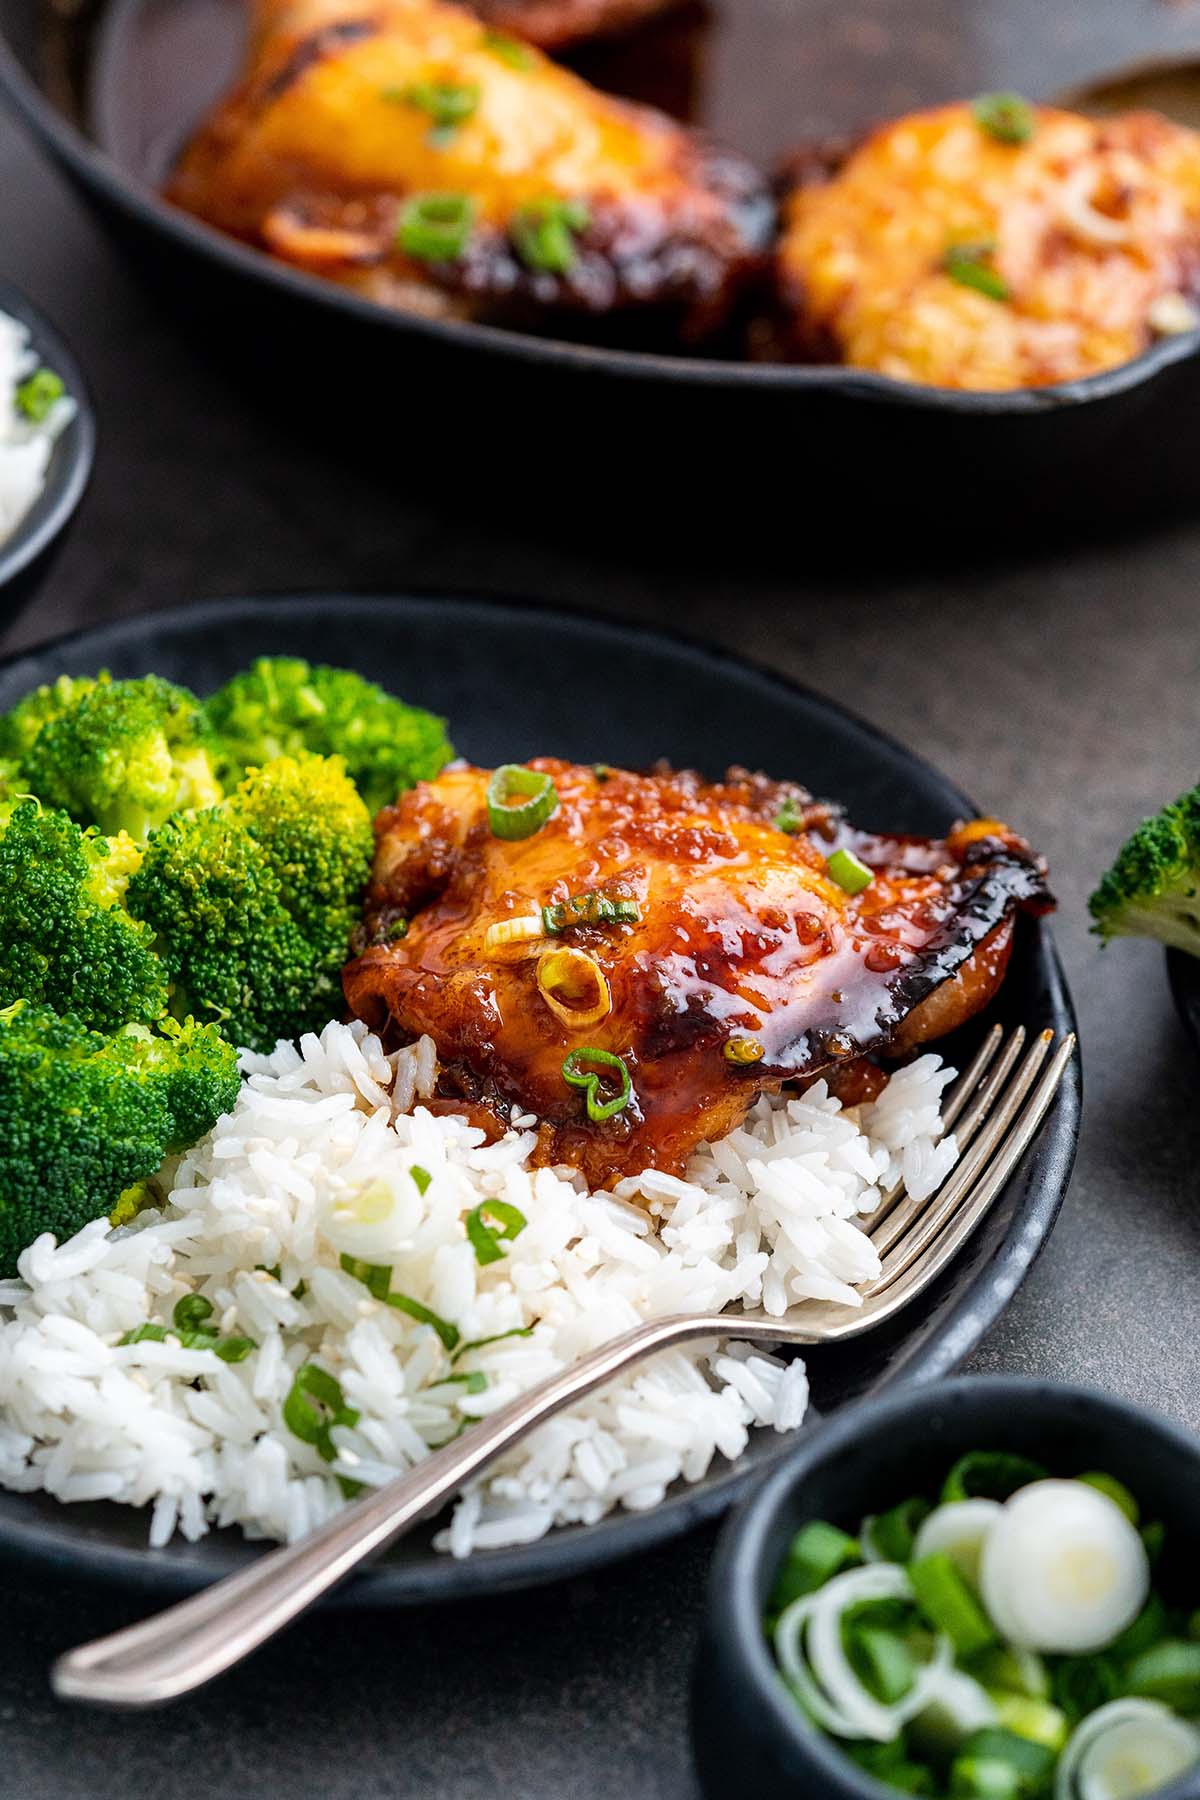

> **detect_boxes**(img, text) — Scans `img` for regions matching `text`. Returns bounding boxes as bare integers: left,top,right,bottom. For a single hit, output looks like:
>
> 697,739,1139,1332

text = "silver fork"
52,1024,1075,1709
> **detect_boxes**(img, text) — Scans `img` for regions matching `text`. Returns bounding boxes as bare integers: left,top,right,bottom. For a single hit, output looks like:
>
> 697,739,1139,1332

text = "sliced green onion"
541,890,641,934
436,1368,488,1394
847,1625,916,1705
942,1452,1047,1505
943,245,1011,302
949,1726,1054,1799
339,1253,392,1300
511,196,590,274
1125,1638,1200,1713
386,79,480,133
865,1496,932,1564
561,1047,632,1122
173,1293,214,1333
398,191,476,262
480,26,532,67
774,797,805,835
1057,1700,1200,1800
486,764,559,839
15,367,64,423
384,1291,459,1351
972,92,1035,146
723,1035,764,1067
387,918,408,942
770,1520,861,1614
990,1695,1067,1753
827,848,874,895
119,1323,168,1346
451,1325,534,1363
909,1552,996,1656
909,1668,997,1761
1141,1519,1166,1567
464,1199,527,1265
1053,1654,1119,1724
410,1163,432,1196
283,1362,359,1462
966,1645,1049,1702
120,1305,255,1360
339,1253,460,1349
1079,1470,1140,1524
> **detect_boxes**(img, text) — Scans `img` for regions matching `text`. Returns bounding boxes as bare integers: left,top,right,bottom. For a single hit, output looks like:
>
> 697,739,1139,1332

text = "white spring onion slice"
980,1480,1149,1654
912,1499,1003,1588
775,1564,951,1743
484,914,543,949
1055,1699,1200,1800
536,947,611,1029
907,1667,998,1758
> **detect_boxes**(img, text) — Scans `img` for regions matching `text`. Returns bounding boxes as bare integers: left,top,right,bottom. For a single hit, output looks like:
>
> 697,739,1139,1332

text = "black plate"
5,0,1200,538
0,593,1081,1605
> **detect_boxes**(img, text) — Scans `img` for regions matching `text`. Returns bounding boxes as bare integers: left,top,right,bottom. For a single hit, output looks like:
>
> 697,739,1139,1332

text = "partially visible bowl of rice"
0,277,93,610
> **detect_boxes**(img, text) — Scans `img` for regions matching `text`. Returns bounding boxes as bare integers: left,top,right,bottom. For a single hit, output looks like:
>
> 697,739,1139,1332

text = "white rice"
0,309,74,545
0,1022,958,1556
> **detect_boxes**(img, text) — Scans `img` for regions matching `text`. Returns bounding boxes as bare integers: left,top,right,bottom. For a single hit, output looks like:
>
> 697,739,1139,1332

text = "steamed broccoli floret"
0,799,168,1029
10,672,223,840
0,1002,239,1276
127,752,373,1052
206,656,453,813
0,673,98,766
1089,785,1200,952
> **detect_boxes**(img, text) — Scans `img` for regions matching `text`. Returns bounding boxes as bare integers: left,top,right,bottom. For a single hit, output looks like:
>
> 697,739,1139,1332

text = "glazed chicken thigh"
168,0,768,344
343,760,1051,1186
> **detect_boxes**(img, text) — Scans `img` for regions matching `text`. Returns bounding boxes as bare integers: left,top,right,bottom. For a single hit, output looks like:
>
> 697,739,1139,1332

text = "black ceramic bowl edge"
693,1375,1200,1800
0,275,95,602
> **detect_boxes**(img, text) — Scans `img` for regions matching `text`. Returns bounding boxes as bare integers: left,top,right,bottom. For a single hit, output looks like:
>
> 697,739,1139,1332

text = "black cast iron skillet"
0,592,1080,1606
4,0,1200,543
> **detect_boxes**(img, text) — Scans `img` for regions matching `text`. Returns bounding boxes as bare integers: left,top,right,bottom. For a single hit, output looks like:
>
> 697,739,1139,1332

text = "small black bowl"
692,1375,1200,1800
0,278,95,617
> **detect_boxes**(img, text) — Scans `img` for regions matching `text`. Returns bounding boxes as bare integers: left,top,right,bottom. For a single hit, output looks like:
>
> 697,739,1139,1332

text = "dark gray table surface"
5,2,1200,1790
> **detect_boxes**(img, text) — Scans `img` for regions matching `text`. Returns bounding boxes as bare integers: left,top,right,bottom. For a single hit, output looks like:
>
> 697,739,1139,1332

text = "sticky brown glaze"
167,0,770,346
343,761,1051,1187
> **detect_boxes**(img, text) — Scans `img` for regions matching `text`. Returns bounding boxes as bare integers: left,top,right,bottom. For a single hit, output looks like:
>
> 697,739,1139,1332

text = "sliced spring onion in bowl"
776,1564,952,1744
913,1499,1003,1588
980,1481,1150,1654
1055,1700,1200,1800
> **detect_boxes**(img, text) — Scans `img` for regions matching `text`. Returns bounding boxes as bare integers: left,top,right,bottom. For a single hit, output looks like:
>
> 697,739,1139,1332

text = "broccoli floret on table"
1089,785,1200,954
0,799,168,1030
127,752,373,1053
6,671,223,840
205,656,453,814
0,1002,239,1276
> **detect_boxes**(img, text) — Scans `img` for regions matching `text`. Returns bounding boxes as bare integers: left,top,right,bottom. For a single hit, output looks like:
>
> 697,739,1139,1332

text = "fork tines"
862,1025,1077,1305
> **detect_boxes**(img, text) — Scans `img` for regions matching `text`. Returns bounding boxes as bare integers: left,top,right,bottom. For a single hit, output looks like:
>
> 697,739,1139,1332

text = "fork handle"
53,1310,784,1708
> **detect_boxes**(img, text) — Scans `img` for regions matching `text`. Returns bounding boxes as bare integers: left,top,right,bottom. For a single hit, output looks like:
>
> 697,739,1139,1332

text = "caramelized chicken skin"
343,761,1051,1186
168,0,768,343
774,103,1200,389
